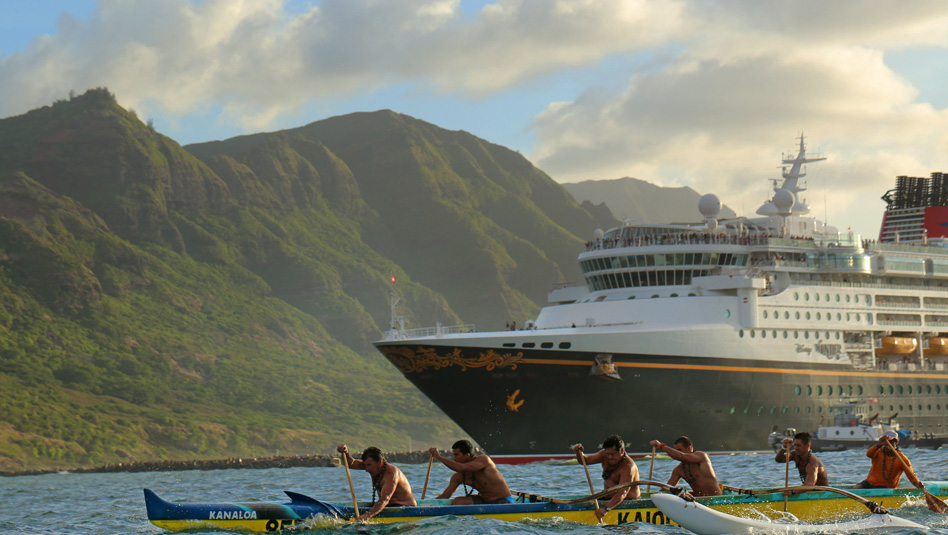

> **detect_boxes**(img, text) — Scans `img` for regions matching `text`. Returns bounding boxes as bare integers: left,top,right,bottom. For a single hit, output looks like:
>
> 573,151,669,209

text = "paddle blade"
925,491,948,514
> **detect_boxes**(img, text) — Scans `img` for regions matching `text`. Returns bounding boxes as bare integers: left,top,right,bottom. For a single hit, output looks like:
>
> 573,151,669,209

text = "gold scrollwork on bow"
381,346,525,374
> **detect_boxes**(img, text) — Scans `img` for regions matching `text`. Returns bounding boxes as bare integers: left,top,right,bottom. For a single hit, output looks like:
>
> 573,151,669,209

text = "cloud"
0,0,691,131
531,1,948,237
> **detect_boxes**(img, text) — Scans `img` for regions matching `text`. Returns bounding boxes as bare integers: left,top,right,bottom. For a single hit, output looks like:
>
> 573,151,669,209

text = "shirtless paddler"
429,440,513,504
336,444,416,522
572,434,640,520
649,436,722,497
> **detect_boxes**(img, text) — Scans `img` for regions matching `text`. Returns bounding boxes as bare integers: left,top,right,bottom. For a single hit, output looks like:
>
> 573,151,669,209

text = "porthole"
784,311,790,320
783,331,788,339
815,293,820,302
848,385,853,395
889,385,894,395
781,407,788,414
762,330,767,339
858,385,863,395
541,342,554,348
806,385,813,395
773,330,777,338
794,407,800,414
847,313,851,321
825,293,830,301
795,386,802,395
817,386,823,395
846,295,851,303
817,312,822,320
806,406,811,414
751,330,756,338
907,385,913,394
725,309,731,318
836,294,840,302
794,331,799,339
805,293,810,301
794,292,800,301
818,406,823,413
559,342,571,349
804,331,809,339
763,310,769,319
878,385,884,395
898,385,904,395
770,407,776,414
730,407,736,414
929,405,933,410
806,312,811,320
928,385,933,394
815,331,820,340
739,329,744,338
796,311,801,320
837,386,843,395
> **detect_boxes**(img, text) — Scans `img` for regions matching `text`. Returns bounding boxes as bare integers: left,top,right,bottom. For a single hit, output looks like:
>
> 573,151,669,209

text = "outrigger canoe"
144,481,948,531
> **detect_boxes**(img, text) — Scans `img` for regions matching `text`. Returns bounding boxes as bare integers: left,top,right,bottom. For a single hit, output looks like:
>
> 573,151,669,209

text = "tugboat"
767,399,945,452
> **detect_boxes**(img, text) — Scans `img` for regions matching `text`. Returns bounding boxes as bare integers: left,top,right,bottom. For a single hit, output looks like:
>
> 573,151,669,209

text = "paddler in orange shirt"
854,430,911,488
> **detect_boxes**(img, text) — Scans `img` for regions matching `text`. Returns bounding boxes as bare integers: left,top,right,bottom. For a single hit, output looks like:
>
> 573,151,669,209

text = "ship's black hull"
375,343,948,454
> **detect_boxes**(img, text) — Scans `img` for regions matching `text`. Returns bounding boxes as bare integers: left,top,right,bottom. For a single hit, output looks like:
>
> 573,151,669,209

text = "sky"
3,1,948,239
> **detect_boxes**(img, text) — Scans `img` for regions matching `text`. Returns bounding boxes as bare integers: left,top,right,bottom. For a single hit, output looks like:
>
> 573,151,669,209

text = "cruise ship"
374,136,948,457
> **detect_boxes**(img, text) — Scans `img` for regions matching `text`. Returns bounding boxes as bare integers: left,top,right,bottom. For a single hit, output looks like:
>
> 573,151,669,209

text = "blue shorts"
480,495,515,504
858,480,889,489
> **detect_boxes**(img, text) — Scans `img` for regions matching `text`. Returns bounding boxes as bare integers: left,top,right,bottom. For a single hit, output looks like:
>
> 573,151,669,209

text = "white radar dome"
793,200,811,214
773,189,794,214
698,194,721,218
594,228,604,239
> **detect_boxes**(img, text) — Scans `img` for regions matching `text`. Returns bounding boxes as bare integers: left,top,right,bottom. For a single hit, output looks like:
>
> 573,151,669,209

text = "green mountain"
564,177,737,224
0,89,616,471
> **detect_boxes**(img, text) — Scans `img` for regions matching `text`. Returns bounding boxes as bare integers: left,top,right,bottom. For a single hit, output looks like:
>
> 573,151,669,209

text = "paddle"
421,452,434,499
578,452,602,520
884,436,948,514
783,441,790,512
647,445,656,494
340,451,360,519
722,484,890,515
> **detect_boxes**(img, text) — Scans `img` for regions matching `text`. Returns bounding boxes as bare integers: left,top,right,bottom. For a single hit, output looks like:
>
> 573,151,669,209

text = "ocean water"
3,449,948,535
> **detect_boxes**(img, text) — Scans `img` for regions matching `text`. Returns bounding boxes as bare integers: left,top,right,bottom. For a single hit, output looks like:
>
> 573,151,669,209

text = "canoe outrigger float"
144,480,948,531
651,493,926,535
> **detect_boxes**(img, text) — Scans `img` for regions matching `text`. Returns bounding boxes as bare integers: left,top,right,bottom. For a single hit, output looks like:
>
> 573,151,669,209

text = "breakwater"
1,449,453,477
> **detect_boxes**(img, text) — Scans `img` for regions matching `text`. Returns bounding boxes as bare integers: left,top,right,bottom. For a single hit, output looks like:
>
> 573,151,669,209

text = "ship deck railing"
584,234,872,252
384,324,476,340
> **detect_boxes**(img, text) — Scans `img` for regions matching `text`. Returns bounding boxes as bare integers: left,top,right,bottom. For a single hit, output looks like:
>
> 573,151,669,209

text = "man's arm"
775,439,791,463
337,445,364,469
803,459,818,486
435,472,462,499
437,454,490,473
358,470,397,521
667,465,682,486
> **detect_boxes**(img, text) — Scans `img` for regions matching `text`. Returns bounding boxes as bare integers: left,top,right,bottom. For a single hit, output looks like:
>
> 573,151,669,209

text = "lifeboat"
879,336,917,355
924,337,948,356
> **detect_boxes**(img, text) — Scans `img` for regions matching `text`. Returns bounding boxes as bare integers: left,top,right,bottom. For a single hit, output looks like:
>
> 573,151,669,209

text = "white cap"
883,430,898,440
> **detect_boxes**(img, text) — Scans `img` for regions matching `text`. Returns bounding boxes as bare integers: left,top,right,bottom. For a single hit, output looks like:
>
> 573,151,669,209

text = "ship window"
928,385,932,394
794,292,800,301
782,407,788,413
908,404,913,411
522,343,535,348
670,293,678,297
826,293,830,301
929,404,933,410
848,386,853,395
739,329,744,338
805,293,810,301
908,385,913,394
785,311,790,319
725,309,731,318
729,407,735,414
889,385,894,395
763,311,768,319
818,406,823,413
541,342,554,349
846,295,851,303
806,406,811,414
939,385,943,394
558,342,571,349
688,293,696,296
651,294,659,298
796,312,801,320
898,385,904,395
817,386,823,395
835,294,840,302
837,386,843,395
627,295,636,300
816,312,821,320
795,386,801,395
879,386,884,394
794,331,799,339
900,405,904,411
762,331,767,338
503,343,516,347
815,294,820,302
751,330,756,338
837,313,841,321
806,312,811,320
846,313,851,321
858,385,863,395
804,331,809,339
806,385,812,395
770,407,776,414
783,331,788,338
